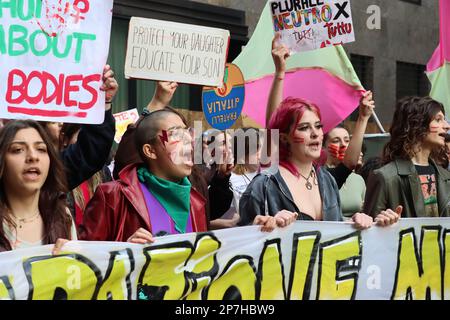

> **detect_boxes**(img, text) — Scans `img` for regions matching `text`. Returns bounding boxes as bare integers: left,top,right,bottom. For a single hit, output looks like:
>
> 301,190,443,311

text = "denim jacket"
238,166,343,226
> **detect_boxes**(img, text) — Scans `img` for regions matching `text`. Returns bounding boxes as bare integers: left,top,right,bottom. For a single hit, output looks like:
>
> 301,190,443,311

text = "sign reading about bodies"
0,0,114,124
124,17,230,87
270,0,355,53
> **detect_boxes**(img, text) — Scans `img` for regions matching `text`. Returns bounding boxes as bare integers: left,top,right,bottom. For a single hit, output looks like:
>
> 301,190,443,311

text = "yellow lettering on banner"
188,235,220,275
259,240,285,300
24,255,101,300
96,250,134,300
392,227,442,300
184,235,220,299
0,276,14,300
444,231,450,299
0,281,8,299
317,232,361,300
207,257,257,300
185,277,210,300
138,244,192,300
288,232,320,300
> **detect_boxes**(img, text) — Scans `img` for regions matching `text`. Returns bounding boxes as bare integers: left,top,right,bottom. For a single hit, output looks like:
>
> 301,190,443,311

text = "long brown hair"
383,96,446,164
0,120,71,251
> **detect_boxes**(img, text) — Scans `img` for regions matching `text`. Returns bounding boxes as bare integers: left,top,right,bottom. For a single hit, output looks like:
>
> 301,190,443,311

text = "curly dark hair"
0,120,71,251
383,96,445,164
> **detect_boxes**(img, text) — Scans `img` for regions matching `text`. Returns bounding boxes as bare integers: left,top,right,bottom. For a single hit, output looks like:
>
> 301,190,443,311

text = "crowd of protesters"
0,36,449,255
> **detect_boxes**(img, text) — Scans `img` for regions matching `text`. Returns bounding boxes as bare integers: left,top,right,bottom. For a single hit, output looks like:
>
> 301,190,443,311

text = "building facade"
110,0,440,131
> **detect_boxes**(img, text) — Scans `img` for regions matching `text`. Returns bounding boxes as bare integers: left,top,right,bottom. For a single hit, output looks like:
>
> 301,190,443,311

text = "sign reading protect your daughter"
124,17,230,87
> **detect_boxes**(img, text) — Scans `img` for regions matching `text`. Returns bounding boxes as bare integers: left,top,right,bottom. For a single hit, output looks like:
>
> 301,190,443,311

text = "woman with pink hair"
239,97,394,231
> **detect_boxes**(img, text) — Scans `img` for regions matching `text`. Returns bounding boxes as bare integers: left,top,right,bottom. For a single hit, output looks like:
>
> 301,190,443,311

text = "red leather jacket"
79,164,208,242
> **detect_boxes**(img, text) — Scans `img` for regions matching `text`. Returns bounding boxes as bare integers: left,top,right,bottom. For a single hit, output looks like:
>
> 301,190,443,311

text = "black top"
62,110,115,190
415,164,439,217
239,168,343,226
326,162,353,189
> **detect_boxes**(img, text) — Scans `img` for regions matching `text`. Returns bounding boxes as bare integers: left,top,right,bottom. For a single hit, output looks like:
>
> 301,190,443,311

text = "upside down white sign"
0,219,449,300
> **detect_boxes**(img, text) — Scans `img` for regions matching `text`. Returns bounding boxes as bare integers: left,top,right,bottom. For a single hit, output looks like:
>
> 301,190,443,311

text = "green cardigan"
363,159,450,218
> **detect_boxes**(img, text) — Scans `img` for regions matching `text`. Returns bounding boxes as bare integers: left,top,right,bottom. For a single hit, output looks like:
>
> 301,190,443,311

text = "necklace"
298,168,317,190
12,210,41,229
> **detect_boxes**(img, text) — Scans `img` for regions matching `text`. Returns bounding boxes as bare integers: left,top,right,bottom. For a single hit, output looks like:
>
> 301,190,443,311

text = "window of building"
396,61,430,100
349,54,374,120
399,0,421,5
351,54,374,90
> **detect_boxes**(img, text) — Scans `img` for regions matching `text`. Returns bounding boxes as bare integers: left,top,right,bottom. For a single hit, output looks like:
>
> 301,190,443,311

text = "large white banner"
124,17,230,87
0,219,449,300
0,0,113,124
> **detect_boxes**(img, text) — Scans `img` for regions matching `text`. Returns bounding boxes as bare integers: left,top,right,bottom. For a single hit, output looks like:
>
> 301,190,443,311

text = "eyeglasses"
159,127,194,145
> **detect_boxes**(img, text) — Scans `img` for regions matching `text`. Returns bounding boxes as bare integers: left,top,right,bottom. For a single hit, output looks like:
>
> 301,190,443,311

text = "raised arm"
266,33,290,127
342,91,375,170
146,81,178,112
62,64,118,189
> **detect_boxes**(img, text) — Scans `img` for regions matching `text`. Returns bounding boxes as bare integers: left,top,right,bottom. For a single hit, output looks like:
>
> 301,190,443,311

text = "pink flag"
427,0,450,72
243,69,364,133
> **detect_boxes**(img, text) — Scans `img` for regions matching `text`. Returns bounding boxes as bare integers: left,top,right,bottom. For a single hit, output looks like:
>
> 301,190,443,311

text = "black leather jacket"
238,166,343,226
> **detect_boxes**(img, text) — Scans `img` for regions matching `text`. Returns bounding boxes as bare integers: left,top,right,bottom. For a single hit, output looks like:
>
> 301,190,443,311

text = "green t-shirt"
339,173,366,218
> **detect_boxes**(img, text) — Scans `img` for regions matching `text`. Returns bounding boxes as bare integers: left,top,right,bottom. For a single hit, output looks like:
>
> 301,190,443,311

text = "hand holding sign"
359,90,375,120
271,33,290,77
147,81,179,112
101,65,119,110
156,81,179,106
375,206,403,227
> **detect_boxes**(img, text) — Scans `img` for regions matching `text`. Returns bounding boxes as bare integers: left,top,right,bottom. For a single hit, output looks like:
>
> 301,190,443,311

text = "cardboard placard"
125,17,230,87
0,0,114,124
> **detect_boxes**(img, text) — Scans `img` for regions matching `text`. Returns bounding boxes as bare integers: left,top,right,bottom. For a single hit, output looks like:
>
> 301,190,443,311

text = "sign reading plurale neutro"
270,0,355,53
124,17,230,87
0,0,114,124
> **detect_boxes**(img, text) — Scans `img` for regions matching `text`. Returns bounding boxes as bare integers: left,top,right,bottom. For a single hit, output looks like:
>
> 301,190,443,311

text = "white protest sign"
124,17,230,87
270,0,355,53
0,0,114,124
113,108,139,143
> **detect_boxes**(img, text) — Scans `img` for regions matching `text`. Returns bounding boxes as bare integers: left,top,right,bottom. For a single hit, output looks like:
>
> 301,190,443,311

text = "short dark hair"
323,124,350,147
134,107,188,162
